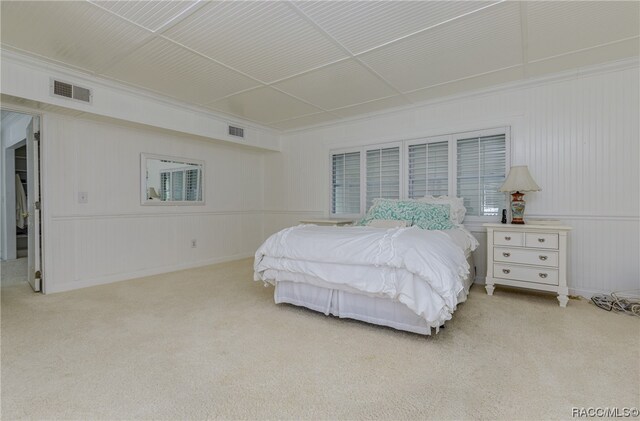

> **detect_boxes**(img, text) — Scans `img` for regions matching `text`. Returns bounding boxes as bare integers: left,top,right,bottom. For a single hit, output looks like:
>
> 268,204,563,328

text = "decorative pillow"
367,219,408,228
417,195,466,224
358,199,454,230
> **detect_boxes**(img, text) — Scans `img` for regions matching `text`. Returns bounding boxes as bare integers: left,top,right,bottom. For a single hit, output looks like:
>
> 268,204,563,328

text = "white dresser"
484,223,572,307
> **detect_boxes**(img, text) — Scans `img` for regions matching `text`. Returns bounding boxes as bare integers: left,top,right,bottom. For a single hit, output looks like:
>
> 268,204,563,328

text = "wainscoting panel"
48,212,262,293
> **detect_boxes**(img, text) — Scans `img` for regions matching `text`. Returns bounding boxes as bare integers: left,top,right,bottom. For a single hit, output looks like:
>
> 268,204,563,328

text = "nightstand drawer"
525,232,558,249
494,231,524,246
494,264,559,286
494,247,559,267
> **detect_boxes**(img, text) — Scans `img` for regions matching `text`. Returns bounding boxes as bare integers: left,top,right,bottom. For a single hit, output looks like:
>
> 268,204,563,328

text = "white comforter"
254,225,476,327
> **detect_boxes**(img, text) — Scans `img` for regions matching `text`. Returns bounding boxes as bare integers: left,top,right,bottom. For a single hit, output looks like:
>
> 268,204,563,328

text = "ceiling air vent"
51,79,92,104
228,125,244,138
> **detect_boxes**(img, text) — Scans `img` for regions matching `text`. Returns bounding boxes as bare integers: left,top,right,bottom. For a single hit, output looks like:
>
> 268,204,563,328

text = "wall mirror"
141,153,204,205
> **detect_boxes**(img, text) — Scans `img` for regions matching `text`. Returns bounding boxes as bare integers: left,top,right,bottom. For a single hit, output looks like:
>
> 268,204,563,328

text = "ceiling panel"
101,38,261,106
163,1,348,83
205,87,323,124
273,59,397,110
359,1,523,93
526,1,640,62
270,112,340,131
91,1,202,32
331,96,411,119
296,1,496,55
0,1,153,73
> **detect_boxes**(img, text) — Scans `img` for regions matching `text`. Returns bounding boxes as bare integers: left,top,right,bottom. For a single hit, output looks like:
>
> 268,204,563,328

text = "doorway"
1,109,42,292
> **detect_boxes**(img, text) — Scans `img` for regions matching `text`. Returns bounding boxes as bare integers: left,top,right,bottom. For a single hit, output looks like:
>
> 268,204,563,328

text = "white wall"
41,114,265,293
264,62,640,297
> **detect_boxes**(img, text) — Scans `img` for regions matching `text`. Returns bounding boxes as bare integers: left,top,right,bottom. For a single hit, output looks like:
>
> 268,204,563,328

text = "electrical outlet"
78,192,88,204
191,239,197,248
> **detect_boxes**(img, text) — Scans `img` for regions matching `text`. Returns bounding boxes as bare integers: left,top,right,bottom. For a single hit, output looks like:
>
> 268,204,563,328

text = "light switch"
78,192,88,204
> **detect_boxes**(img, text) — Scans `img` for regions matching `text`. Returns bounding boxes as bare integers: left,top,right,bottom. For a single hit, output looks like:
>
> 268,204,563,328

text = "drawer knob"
538,238,545,243
539,255,548,261
505,236,511,241
503,252,511,257
502,269,511,274
539,273,548,278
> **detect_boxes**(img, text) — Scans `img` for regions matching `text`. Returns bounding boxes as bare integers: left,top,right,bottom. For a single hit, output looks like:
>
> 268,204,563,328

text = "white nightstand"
299,219,353,226
484,223,572,307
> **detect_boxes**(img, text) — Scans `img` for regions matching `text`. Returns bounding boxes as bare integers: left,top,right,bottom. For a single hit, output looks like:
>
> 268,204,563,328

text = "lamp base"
510,191,526,224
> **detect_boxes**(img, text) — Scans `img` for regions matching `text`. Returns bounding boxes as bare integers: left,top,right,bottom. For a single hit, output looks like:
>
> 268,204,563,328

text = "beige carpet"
1,258,638,420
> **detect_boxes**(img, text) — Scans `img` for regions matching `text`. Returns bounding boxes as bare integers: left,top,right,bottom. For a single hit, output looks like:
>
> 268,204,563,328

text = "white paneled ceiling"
1,1,638,131
205,87,322,124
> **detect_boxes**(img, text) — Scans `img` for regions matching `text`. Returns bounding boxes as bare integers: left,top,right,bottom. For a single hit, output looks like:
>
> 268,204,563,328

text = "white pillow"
417,195,466,224
367,219,408,228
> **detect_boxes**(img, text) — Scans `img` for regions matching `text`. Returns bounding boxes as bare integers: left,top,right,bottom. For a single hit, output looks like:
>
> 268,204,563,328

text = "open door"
26,117,41,292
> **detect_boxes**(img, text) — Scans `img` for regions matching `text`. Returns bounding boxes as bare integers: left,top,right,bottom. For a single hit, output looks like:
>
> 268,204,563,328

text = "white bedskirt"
274,255,475,335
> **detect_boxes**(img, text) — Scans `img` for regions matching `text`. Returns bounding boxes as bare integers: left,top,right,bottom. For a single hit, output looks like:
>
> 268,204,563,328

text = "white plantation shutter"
160,172,170,200
332,151,361,215
366,146,400,210
185,169,201,201
160,168,201,201
456,134,506,216
171,170,184,201
408,141,448,198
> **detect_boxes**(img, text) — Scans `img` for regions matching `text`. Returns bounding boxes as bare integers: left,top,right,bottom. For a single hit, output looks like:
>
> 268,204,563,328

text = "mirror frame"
140,153,205,206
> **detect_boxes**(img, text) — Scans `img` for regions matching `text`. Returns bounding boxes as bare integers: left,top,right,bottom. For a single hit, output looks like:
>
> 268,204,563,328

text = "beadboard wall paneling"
264,64,640,296
42,115,265,293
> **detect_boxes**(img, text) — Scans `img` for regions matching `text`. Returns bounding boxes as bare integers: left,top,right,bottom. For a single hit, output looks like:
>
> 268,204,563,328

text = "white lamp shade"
499,165,541,192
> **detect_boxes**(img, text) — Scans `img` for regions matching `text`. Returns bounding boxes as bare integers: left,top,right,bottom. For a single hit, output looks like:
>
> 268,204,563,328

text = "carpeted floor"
1,258,638,420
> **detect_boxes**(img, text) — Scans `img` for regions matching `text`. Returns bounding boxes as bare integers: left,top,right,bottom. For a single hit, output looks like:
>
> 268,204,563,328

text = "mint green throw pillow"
358,199,454,230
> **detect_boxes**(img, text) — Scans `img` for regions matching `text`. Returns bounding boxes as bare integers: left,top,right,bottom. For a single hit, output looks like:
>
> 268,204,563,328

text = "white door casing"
26,117,41,292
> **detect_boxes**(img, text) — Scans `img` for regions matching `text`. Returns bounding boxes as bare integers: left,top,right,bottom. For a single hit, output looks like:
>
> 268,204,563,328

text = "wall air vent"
51,79,92,104
228,125,244,138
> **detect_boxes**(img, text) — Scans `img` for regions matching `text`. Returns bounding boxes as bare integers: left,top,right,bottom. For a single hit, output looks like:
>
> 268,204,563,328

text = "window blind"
366,146,400,210
185,169,200,201
161,168,201,201
332,151,360,215
160,172,170,201
456,134,506,216
408,141,448,198
171,170,184,201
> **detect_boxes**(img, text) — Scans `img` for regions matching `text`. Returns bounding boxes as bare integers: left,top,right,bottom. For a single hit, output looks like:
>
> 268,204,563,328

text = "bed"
254,197,478,335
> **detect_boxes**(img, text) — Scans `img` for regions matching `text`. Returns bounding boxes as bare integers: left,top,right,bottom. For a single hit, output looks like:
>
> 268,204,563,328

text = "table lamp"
499,166,541,224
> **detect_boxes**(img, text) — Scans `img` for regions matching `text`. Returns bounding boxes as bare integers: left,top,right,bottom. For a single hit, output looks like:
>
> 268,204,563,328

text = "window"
407,140,448,198
331,151,360,215
457,134,506,217
329,127,508,220
366,146,400,210
160,167,202,202
185,169,201,201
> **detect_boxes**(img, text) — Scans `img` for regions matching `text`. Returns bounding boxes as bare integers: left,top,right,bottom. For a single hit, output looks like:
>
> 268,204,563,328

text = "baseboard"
45,252,254,294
